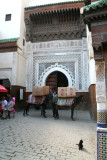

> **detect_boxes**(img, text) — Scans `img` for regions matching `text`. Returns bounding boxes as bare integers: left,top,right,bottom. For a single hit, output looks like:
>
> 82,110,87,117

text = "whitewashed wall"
0,52,13,68
0,52,13,84
0,52,26,87
16,54,26,87
0,0,28,87
86,25,96,85
0,0,30,50
0,0,22,39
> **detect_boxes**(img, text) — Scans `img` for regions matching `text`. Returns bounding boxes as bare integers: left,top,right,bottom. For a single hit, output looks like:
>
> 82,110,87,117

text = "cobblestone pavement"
0,109,97,160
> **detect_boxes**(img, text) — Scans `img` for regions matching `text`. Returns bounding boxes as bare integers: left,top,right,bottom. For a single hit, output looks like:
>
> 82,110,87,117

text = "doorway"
0,79,11,99
46,71,68,91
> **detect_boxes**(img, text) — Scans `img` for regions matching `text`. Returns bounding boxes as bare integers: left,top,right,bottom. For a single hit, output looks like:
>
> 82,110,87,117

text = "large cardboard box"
32,86,50,96
66,87,76,97
58,87,67,98
45,86,50,95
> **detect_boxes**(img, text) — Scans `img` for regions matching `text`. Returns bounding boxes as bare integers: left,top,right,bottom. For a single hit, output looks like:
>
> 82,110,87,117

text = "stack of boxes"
32,86,50,96
58,87,76,98
32,86,76,97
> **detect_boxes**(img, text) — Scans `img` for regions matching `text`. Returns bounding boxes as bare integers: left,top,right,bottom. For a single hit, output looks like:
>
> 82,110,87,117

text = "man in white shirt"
7,97,14,119
1,96,7,119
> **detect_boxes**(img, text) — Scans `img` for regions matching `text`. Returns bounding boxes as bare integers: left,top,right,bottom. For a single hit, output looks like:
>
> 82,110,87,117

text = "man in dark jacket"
41,94,49,118
52,91,59,119
48,88,53,109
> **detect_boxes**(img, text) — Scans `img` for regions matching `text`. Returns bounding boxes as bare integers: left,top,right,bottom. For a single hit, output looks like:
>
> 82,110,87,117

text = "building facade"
24,0,95,113
0,0,96,116
1,0,107,159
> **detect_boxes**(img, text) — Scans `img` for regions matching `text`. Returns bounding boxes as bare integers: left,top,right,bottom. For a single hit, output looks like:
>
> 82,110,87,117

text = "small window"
23,39,25,46
5,14,11,21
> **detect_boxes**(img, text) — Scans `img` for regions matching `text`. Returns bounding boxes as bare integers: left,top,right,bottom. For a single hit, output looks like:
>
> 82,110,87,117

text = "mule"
71,95,83,120
23,94,50,118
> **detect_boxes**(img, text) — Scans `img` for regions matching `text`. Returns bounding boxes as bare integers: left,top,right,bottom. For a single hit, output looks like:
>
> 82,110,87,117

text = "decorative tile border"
97,112,107,124
97,131,107,160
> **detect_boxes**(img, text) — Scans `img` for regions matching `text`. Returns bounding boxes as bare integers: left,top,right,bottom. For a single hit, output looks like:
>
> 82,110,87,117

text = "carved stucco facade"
25,38,89,92
96,61,107,128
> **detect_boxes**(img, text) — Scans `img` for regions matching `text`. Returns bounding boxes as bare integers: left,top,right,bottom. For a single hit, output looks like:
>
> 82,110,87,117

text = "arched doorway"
0,79,11,99
46,71,68,91
0,79,10,92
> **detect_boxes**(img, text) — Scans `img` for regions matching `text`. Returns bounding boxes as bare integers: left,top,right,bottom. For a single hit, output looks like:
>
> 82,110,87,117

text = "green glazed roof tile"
25,0,84,9
83,0,107,12
0,37,19,43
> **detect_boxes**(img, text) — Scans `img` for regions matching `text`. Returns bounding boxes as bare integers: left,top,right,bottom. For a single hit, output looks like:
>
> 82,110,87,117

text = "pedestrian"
7,97,14,119
52,91,59,119
48,88,53,109
6,93,11,102
1,96,7,119
41,94,49,118
12,96,15,106
0,100,3,116
23,94,31,116
11,96,15,117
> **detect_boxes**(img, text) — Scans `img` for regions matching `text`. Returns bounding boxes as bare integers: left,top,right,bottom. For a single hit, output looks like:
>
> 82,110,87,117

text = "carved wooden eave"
82,0,107,60
24,1,86,42
25,1,84,19
83,8,107,26
83,7,107,48
29,8,81,25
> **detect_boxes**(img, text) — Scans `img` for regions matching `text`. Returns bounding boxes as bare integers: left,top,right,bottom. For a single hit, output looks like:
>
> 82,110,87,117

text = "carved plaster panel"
96,82,106,96
96,62,105,82
96,96,106,103
97,103,107,111
38,63,75,87
39,62,75,79
82,52,89,91
33,54,80,89
32,40,83,52
26,39,89,92
96,62,106,104
32,53,88,92
26,53,33,92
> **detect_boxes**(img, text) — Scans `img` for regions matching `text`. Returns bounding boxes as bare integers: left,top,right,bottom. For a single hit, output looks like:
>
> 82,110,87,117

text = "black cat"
76,139,83,150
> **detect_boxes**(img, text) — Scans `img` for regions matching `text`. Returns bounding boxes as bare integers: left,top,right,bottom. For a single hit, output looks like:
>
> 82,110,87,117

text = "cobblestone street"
0,109,97,160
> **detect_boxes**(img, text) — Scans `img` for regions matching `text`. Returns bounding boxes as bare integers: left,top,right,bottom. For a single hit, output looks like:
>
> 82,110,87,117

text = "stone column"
26,42,33,92
95,61,107,160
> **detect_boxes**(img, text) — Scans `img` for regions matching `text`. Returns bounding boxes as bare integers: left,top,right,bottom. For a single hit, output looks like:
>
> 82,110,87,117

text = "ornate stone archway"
38,63,75,87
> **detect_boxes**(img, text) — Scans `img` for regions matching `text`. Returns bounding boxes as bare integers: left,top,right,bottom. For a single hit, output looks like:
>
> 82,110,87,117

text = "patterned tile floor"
0,109,97,160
